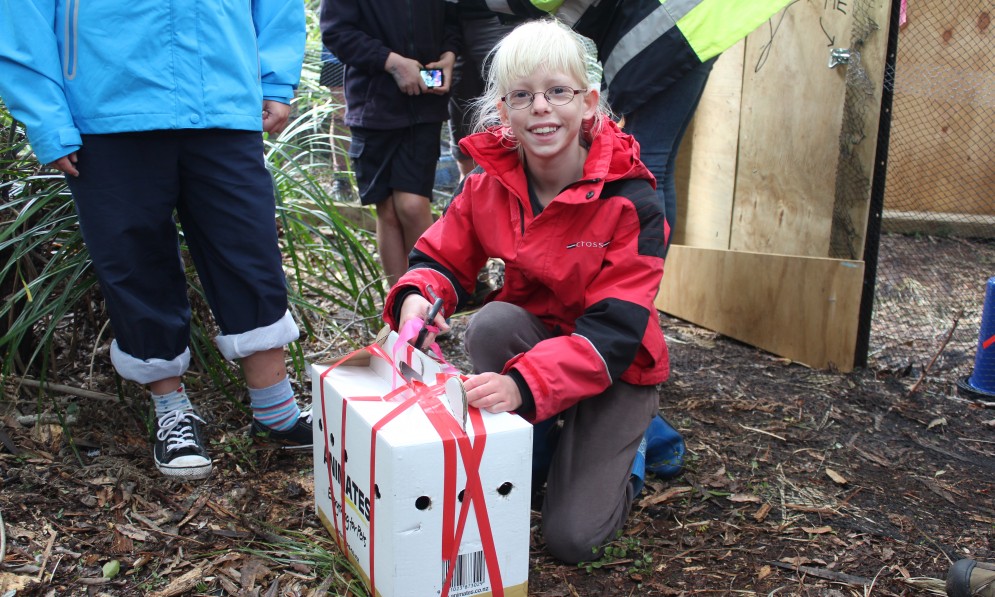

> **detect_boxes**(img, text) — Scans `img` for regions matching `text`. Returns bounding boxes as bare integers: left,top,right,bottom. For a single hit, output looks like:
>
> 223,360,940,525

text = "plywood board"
675,42,745,250
730,0,891,258
731,3,844,257
885,0,995,216
658,245,864,371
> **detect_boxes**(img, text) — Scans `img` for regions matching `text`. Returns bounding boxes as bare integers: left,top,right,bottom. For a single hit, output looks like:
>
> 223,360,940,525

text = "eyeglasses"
501,86,587,110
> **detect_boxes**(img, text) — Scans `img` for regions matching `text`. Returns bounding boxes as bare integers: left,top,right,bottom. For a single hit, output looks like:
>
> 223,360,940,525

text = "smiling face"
498,68,599,169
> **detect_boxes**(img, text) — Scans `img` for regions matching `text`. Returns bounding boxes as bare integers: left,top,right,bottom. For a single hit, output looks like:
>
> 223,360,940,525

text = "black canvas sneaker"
153,409,212,480
250,408,313,450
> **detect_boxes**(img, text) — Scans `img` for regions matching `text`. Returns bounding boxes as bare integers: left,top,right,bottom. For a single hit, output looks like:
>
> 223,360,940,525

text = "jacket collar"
460,119,656,202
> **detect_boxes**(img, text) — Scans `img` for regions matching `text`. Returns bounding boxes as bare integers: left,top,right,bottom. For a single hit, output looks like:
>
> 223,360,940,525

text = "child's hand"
423,51,455,95
385,52,426,95
463,373,522,414
399,293,450,348
49,152,79,177
262,100,291,135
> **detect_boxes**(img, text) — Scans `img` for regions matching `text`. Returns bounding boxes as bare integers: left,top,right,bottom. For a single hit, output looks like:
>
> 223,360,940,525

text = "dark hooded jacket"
320,0,461,129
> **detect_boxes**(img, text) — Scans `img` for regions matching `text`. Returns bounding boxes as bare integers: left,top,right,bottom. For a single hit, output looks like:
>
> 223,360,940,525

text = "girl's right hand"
399,293,450,347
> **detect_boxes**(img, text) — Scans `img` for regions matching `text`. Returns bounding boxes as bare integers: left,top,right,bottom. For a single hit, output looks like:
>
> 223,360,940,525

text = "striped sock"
151,384,194,417
249,377,300,432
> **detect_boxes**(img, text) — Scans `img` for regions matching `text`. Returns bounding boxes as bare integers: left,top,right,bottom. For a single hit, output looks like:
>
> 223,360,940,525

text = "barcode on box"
444,550,486,595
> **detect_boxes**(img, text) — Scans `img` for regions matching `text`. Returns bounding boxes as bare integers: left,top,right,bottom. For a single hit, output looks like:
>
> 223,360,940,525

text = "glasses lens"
545,86,576,105
506,90,533,110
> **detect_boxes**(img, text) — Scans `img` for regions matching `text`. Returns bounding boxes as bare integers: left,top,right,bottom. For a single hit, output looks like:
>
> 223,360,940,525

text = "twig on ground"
13,377,120,402
906,310,961,398
177,492,210,529
738,424,787,442
15,413,77,427
770,561,873,586
36,525,57,582
149,565,207,597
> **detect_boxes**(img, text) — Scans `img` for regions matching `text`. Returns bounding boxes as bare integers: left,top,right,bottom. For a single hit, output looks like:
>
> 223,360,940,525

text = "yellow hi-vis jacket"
475,0,793,115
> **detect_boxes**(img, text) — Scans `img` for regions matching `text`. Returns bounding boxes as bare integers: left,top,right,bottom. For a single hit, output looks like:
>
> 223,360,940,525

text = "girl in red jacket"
383,19,683,563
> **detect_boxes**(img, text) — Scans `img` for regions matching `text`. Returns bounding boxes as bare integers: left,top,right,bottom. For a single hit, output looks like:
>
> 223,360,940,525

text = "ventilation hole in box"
343,449,348,462
318,418,323,431
457,489,465,503
498,482,513,496
328,432,334,446
375,484,381,499
415,496,431,510
322,451,327,464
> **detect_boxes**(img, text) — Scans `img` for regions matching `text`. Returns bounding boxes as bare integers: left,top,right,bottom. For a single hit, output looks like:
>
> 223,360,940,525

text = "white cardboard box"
311,329,532,597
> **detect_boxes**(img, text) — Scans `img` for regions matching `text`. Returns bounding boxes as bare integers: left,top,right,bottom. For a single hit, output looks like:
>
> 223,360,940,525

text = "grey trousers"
465,302,659,563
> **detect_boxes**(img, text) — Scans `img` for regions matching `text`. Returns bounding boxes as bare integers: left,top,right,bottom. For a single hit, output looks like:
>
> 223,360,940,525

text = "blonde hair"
472,19,611,140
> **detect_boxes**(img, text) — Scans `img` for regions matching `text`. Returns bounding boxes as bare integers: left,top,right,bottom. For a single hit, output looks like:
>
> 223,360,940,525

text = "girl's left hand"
463,372,522,414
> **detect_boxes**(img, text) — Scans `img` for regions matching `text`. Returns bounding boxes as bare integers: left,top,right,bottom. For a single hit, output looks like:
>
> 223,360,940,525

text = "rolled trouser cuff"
214,310,300,361
111,341,191,384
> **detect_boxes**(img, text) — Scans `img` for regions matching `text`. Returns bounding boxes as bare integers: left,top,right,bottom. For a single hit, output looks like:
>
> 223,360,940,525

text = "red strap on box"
318,339,505,597
318,345,416,553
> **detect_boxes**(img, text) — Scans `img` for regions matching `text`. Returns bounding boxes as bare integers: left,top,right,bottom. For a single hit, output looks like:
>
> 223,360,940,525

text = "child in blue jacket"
0,0,311,480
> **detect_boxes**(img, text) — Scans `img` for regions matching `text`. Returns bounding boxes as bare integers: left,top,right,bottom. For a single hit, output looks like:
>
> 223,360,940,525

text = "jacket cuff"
261,83,295,104
389,286,422,327
31,127,82,165
508,368,535,418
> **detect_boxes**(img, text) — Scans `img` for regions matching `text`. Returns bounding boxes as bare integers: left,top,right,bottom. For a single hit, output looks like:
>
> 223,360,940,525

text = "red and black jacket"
384,119,669,422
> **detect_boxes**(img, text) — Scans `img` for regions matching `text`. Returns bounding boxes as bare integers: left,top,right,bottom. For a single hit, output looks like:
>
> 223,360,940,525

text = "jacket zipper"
63,0,80,80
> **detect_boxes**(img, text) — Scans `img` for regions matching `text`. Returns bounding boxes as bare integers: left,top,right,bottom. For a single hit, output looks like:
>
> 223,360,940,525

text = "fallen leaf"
0,572,35,591
150,565,205,597
8,525,36,541
728,493,761,503
801,526,834,534
927,417,947,429
102,560,121,579
757,565,772,580
780,556,827,567
826,468,848,485
754,503,772,522
639,486,692,506
115,524,152,542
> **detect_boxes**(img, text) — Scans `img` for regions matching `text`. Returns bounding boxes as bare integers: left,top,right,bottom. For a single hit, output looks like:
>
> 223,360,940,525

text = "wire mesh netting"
870,0,995,395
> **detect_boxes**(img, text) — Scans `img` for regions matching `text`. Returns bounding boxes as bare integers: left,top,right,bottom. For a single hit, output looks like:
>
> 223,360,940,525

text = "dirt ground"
1,234,994,596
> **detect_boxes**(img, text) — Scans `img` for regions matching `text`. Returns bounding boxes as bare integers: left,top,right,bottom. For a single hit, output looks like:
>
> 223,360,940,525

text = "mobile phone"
420,68,444,88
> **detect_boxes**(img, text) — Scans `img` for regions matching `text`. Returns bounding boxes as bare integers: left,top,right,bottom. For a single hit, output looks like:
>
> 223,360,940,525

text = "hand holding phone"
420,68,444,88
